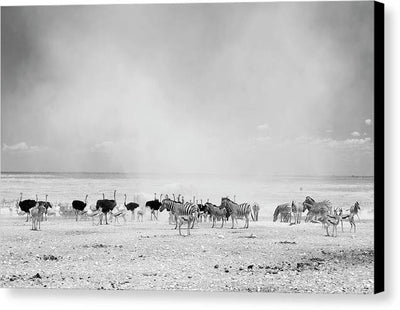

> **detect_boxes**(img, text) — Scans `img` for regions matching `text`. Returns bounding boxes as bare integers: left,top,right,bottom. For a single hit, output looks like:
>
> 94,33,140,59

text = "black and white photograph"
1,0,384,296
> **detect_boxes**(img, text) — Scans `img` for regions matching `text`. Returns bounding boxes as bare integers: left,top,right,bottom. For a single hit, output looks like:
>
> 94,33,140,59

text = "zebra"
204,202,227,228
220,197,251,229
303,197,332,223
251,202,260,221
272,203,292,223
159,199,198,235
291,201,304,224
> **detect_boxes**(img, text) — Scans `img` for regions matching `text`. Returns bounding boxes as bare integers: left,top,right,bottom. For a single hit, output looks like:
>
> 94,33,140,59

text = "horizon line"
0,171,374,178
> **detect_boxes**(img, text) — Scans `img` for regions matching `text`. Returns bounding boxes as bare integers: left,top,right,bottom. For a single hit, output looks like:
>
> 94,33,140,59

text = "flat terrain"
0,212,374,294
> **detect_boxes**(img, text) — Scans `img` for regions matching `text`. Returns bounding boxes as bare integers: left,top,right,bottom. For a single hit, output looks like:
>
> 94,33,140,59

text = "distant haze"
1,2,374,175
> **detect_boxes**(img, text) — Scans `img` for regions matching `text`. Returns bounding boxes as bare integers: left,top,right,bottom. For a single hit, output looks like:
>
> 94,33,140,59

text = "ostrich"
18,193,37,222
145,193,162,221
72,194,88,221
95,190,117,225
124,194,139,221
197,199,207,222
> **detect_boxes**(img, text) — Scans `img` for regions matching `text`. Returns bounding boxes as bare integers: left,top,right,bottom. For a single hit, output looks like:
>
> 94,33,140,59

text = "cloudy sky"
1,2,374,175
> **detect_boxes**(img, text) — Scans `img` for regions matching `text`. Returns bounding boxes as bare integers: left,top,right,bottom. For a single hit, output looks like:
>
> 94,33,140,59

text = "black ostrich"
124,194,139,221
197,199,208,222
96,190,117,225
18,193,37,222
37,194,52,221
145,193,162,221
72,194,88,221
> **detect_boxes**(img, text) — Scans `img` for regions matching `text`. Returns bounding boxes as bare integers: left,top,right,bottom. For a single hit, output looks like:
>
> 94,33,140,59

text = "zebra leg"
231,217,235,229
212,217,215,228
191,215,195,229
187,219,191,236
325,224,329,236
221,218,224,228
178,219,182,236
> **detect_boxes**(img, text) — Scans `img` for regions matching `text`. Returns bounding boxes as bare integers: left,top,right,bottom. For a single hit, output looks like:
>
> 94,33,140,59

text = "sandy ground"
0,212,374,294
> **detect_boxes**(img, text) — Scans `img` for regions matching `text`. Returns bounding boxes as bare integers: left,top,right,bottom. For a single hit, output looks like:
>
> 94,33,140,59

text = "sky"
1,2,375,175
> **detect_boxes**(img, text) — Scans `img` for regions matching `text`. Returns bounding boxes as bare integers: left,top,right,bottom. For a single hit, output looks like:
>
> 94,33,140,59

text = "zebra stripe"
221,197,251,229
160,199,198,235
205,202,226,228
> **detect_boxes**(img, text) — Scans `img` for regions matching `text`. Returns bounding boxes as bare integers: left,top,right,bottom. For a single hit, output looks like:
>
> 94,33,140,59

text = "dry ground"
0,212,374,293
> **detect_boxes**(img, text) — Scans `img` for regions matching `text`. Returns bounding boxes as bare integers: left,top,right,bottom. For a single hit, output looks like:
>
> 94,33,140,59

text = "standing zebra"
272,203,292,223
159,198,198,235
37,194,52,221
251,203,260,221
291,201,304,224
221,197,251,229
30,198,45,231
204,202,226,228
159,198,182,229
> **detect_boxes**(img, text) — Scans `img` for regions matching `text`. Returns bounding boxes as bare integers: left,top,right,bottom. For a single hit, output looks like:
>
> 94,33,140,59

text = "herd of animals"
10,191,361,237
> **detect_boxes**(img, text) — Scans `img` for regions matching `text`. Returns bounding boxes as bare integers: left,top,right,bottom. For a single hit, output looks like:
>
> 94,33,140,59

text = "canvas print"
0,1,383,293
